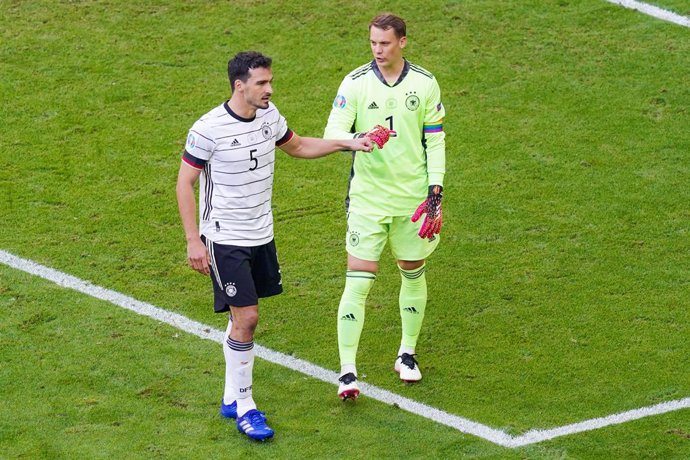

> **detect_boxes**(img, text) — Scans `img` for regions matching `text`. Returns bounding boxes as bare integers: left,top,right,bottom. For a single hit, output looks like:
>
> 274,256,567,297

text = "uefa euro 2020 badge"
333,94,347,109
186,133,196,151
224,282,237,297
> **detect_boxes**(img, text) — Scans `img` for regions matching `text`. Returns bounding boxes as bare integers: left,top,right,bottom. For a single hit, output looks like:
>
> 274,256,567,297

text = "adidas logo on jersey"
403,306,419,314
367,101,379,109
231,138,241,146
340,313,357,321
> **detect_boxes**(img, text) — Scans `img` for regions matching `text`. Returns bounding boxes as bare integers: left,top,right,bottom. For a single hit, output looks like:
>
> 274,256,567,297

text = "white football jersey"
183,101,293,246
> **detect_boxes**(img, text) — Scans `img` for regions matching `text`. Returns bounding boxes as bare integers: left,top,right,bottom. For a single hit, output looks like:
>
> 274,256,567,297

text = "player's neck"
227,96,257,120
378,58,405,85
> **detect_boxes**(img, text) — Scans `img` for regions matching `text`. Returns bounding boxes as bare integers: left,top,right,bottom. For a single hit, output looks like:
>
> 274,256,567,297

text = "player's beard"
249,93,271,110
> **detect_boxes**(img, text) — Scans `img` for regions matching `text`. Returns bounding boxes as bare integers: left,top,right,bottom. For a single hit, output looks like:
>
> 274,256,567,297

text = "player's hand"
187,237,211,275
350,137,374,152
365,124,396,149
411,185,443,241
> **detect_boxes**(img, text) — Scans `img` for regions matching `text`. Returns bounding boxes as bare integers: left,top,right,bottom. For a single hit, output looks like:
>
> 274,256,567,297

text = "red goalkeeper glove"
411,185,443,240
364,125,396,149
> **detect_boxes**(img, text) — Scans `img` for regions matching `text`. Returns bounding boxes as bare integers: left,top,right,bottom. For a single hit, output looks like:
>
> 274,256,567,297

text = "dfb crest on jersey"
405,92,420,111
261,122,273,140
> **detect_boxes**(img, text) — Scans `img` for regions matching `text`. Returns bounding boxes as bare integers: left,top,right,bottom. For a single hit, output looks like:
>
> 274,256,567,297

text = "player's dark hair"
369,13,406,38
227,51,272,93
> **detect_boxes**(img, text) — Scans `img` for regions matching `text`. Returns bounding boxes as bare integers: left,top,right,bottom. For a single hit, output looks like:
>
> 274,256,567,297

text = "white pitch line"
0,249,512,447
605,0,690,28
1,248,688,447
509,397,690,447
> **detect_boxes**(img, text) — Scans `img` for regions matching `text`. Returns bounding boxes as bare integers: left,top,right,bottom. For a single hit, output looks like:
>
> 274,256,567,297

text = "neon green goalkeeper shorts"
345,212,440,262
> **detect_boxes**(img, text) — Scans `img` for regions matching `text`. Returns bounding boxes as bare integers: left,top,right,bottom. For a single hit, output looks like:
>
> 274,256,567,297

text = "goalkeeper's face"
369,26,406,70
241,67,273,110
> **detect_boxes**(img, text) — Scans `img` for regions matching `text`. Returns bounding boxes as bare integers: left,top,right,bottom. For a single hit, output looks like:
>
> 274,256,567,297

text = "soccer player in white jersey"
176,51,375,441
324,14,447,400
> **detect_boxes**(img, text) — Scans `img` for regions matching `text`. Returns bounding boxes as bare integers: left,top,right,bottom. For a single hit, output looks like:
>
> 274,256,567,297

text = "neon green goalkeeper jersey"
325,59,446,216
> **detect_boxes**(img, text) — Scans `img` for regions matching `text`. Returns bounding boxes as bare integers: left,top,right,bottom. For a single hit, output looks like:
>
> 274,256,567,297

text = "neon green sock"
337,271,376,368
399,265,427,349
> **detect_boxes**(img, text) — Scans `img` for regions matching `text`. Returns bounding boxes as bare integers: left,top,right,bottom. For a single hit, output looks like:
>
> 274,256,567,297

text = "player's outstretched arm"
279,133,373,159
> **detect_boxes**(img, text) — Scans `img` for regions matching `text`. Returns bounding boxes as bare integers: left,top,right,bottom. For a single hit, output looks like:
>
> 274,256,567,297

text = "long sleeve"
423,78,446,186
324,77,359,140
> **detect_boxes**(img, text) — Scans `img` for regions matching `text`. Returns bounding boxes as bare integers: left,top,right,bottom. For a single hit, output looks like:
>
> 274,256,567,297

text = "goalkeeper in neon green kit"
324,13,446,400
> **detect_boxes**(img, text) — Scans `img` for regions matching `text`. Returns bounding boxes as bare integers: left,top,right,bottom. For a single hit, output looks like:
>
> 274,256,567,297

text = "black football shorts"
202,236,283,312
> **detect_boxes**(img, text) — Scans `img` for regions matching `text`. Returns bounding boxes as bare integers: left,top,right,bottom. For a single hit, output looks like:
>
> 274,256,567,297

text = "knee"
347,254,379,273
398,259,425,271
231,308,259,340
237,311,258,330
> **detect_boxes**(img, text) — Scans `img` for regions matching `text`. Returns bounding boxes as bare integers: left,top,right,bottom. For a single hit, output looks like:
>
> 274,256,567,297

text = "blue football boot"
220,399,237,418
236,409,274,441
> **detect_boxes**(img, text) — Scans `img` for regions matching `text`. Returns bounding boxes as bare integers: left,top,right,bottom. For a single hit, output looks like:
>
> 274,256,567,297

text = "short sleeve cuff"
182,151,207,169
276,129,294,146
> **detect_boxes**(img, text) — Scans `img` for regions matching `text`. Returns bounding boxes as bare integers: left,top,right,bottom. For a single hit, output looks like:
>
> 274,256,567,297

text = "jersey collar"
224,100,256,122
371,59,410,87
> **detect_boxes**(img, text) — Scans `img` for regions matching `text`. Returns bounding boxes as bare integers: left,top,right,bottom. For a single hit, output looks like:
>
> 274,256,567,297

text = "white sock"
222,316,236,405
340,364,357,377
398,344,415,357
226,337,256,417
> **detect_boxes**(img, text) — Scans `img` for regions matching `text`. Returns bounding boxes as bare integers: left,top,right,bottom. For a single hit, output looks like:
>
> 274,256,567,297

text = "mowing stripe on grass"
2,248,688,447
605,0,690,27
